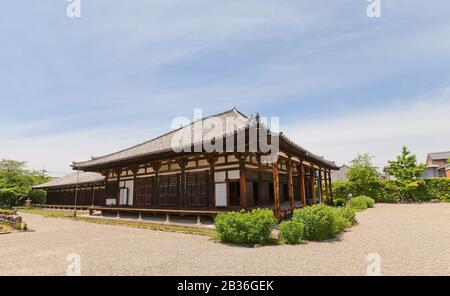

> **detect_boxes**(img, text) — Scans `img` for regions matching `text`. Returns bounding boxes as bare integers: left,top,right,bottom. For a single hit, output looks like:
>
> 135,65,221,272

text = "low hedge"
333,178,450,203
214,209,276,245
337,206,357,225
348,195,374,210
279,220,304,245
293,204,356,241
293,204,335,241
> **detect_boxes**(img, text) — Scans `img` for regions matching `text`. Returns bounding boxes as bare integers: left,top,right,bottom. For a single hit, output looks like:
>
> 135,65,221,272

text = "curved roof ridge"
73,108,246,166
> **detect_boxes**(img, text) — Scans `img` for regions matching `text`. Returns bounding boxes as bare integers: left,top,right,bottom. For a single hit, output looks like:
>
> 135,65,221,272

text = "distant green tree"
0,159,50,206
387,146,426,182
347,154,379,197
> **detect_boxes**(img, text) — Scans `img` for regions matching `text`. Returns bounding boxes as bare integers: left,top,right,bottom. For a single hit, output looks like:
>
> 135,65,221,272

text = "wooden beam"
177,157,188,209
115,168,122,206
273,159,280,221
207,154,218,209
324,169,329,205
91,183,95,206
311,168,317,204
287,159,294,211
298,163,306,207
132,167,139,207
152,162,161,207
318,169,324,203
328,170,334,204
238,154,248,209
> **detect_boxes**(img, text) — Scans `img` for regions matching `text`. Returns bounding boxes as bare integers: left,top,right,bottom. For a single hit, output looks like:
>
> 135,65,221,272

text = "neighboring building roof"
33,172,104,189
72,108,339,170
330,165,350,182
428,151,450,161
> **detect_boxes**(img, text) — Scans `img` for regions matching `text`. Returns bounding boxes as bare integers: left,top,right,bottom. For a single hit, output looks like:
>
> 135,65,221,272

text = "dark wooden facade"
39,109,338,220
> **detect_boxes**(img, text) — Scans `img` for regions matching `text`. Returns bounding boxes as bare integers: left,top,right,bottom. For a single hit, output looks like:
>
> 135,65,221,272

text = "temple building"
34,108,338,220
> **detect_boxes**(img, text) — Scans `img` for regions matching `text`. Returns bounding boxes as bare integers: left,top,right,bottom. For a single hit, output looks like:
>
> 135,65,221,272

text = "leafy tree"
347,154,379,198
0,159,50,206
387,146,426,182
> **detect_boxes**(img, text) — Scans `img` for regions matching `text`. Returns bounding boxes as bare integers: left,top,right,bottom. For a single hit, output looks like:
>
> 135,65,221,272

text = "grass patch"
70,217,215,236
18,208,214,236
0,224,13,233
18,208,87,218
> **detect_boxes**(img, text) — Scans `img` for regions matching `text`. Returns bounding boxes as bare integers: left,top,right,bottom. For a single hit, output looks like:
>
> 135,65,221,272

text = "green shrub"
333,198,346,207
337,206,356,225
279,220,304,245
0,189,18,208
348,195,374,210
214,209,276,245
28,189,46,205
293,204,335,241
331,208,350,235
334,179,450,203
348,196,368,210
363,195,375,208
332,181,354,200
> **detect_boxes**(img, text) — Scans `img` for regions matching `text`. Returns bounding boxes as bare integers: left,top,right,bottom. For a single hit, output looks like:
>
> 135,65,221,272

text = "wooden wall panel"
134,177,153,207
187,172,209,208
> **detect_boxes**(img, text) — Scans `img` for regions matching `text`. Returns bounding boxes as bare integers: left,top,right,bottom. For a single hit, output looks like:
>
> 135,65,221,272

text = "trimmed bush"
279,220,304,245
364,196,375,208
347,197,367,210
214,209,276,245
331,208,350,235
338,206,357,225
293,204,335,241
348,195,374,210
333,198,346,207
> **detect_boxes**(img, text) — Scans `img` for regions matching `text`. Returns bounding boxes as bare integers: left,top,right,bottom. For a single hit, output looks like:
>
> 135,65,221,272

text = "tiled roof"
33,172,104,189
72,108,339,170
428,151,450,160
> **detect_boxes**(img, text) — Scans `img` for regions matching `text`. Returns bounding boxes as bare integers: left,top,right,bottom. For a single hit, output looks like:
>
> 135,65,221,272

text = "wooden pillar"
238,154,248,209
311,168,317,204
324,169,329,205
318,169,324,203
207,154,218,209
132,167,139,207
178,158,188,209
287,159,294,211
91,183,95,206
328,170,334,204
298,163,306,207
273,159,280,221
152,162,161,207
104,170,109,202
115,169,122,206
256,155,263,206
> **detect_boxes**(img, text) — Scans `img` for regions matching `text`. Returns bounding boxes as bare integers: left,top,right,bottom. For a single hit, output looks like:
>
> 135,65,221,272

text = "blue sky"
1,0,450,176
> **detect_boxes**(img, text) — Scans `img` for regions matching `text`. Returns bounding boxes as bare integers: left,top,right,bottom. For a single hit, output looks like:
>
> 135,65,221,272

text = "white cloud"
283,87,450,169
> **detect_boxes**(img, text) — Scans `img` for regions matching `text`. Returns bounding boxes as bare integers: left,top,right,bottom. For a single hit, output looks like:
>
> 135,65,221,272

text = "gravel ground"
1,203,449,276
